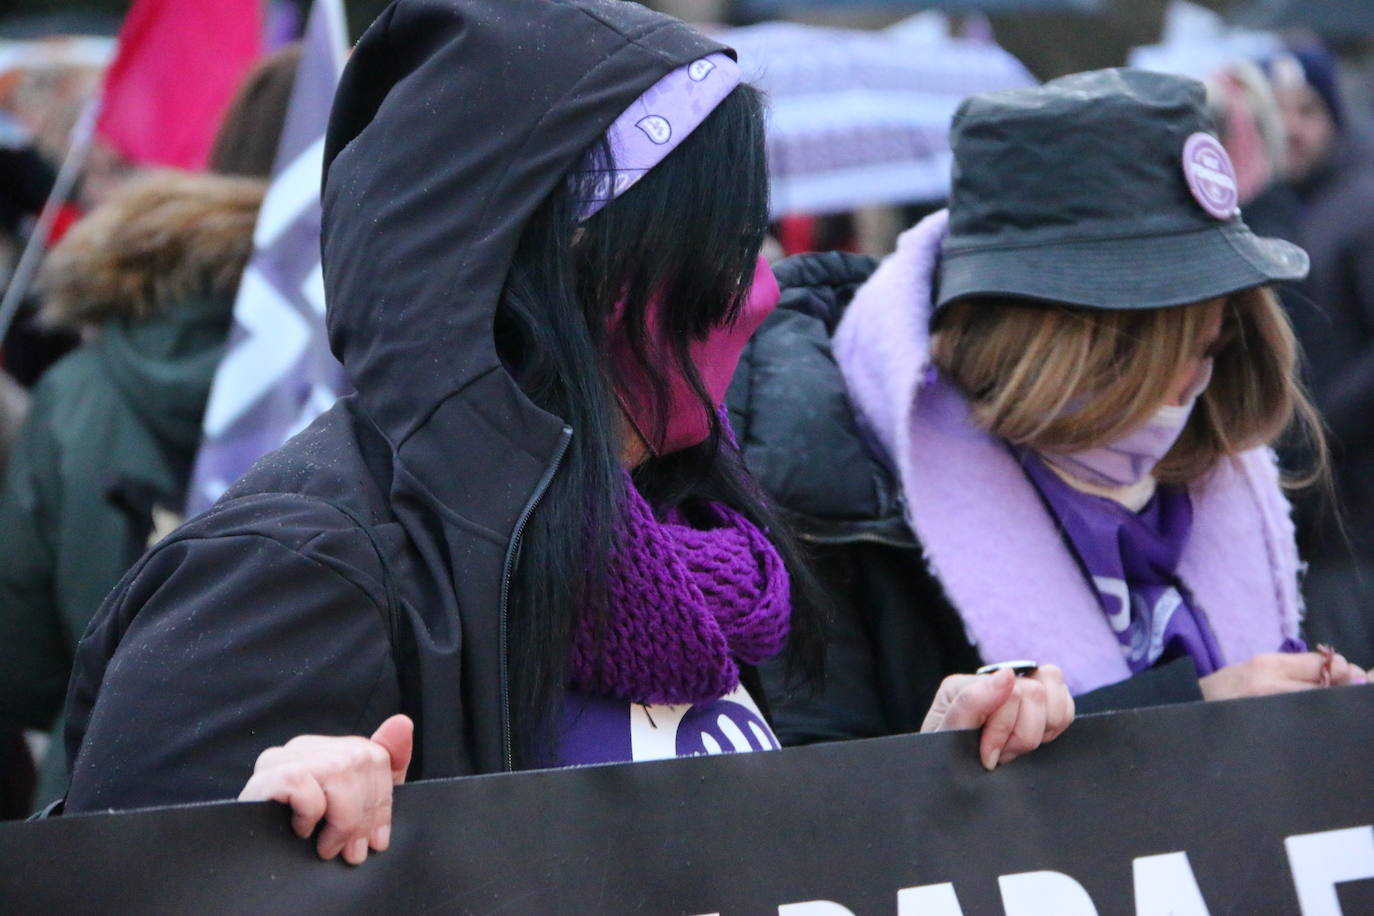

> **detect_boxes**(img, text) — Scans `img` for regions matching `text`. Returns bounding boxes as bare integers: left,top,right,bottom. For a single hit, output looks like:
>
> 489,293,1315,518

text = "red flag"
96,0,263,171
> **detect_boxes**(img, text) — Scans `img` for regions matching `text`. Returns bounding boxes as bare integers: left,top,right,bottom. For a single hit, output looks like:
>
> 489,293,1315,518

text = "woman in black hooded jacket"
60,0,1070,865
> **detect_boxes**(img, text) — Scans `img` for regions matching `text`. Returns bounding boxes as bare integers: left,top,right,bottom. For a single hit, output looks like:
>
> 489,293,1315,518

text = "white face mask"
1041,360,1213,489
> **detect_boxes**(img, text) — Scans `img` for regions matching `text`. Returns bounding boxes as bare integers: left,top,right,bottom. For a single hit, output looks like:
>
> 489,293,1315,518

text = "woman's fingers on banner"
976,675,1022,771
1032,665,1074,742
1272,650,1364,689
1203,653,1324,700
370,714,415,786
238,761,327,840
1325,652,1368,686
926,669,1012,731
238,732,403,865
314,748,377,862
307,768,358,858
1000,678,1048,766
1199,650,1370,699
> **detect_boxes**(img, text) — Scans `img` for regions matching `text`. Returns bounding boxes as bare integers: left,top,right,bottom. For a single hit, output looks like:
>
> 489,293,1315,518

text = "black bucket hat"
935,68,1309,312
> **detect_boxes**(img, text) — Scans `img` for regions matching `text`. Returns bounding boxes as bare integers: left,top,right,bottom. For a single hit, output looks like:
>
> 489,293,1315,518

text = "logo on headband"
688,58,717,82
575,52,741,221
636,115,672,145
1182,133,1239,220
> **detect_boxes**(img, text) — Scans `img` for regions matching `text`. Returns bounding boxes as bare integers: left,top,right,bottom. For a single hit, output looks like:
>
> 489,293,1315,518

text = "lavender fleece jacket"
832,211,1305,696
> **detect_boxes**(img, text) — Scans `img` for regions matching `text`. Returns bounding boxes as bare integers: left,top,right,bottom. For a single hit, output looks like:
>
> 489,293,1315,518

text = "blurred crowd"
0,38,299,815
4,0,1374,821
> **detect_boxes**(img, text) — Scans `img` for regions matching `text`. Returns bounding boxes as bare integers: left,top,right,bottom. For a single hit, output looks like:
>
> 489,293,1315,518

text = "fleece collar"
832,211,1304,695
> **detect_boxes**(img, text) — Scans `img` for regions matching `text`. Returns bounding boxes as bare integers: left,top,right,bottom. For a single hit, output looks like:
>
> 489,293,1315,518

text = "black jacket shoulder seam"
153,527,387,619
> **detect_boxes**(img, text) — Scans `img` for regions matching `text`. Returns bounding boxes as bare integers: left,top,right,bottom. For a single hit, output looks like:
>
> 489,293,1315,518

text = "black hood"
321,0,724,539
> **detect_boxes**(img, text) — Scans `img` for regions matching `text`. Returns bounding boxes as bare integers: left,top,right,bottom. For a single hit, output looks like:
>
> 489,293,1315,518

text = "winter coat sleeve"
0,410,73,730
63,497,403,813
1072,657,1203,715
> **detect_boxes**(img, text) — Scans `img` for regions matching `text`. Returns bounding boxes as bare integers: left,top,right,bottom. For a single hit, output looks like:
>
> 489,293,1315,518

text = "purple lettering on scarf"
1019,449,1230,676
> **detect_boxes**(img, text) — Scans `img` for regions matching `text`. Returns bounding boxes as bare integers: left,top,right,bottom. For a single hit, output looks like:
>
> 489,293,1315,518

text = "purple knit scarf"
568,474,791,705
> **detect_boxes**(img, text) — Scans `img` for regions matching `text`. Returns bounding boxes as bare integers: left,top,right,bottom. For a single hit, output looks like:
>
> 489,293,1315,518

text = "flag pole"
0,99,99,346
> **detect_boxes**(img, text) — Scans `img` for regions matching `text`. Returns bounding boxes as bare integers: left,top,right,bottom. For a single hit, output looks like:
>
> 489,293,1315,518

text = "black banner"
3,688,1374,915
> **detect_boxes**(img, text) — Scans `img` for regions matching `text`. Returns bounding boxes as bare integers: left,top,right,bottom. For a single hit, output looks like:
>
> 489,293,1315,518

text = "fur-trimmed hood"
39,171,264,329
37,171,264,454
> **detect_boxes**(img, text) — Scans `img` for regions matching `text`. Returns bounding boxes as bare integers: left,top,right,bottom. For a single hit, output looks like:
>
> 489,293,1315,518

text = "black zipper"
797,530,918,550
792,490,918,551
498,425,573,771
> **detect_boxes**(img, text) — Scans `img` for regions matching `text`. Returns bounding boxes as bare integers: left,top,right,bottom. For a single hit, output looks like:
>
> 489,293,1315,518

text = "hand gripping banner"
2,688,1372,914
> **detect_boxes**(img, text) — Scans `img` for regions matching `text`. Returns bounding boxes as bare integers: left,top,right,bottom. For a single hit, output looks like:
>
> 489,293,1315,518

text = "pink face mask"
1041,359,1214,488
611,255,779,456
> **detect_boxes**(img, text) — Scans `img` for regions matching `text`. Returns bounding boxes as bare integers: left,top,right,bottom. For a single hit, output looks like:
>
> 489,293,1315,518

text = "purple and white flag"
186,0,348,516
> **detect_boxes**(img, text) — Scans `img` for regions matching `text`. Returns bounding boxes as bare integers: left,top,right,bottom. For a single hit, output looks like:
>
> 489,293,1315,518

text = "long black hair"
495,82,827,766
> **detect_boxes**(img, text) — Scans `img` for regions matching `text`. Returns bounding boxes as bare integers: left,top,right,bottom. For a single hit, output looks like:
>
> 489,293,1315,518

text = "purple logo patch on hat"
1182,133,1239,220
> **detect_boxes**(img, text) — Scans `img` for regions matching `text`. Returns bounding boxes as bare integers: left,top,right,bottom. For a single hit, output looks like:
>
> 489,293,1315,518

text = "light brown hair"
208,44,302,180
930,287,1325,486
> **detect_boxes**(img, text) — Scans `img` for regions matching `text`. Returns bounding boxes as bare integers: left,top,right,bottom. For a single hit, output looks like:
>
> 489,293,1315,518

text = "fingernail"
373,824,391,851
984,748,1000,771
347,837,368,864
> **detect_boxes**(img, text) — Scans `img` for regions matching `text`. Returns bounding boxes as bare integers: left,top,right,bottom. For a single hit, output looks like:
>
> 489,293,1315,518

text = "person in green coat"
0,171,263,810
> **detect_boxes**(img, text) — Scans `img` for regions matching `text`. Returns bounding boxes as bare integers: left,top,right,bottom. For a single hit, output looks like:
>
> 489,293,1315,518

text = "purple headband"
577,52,741,219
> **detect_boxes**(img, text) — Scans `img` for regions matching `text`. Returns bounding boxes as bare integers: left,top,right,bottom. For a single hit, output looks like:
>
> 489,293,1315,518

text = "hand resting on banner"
921,665,1074,771
238,715,413,866
1198,650,1370,700
235,669,1074,865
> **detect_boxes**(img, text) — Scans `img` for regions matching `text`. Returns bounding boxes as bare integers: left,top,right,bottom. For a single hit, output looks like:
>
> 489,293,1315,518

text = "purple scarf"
567,475,791,705
1019,451,1232,676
